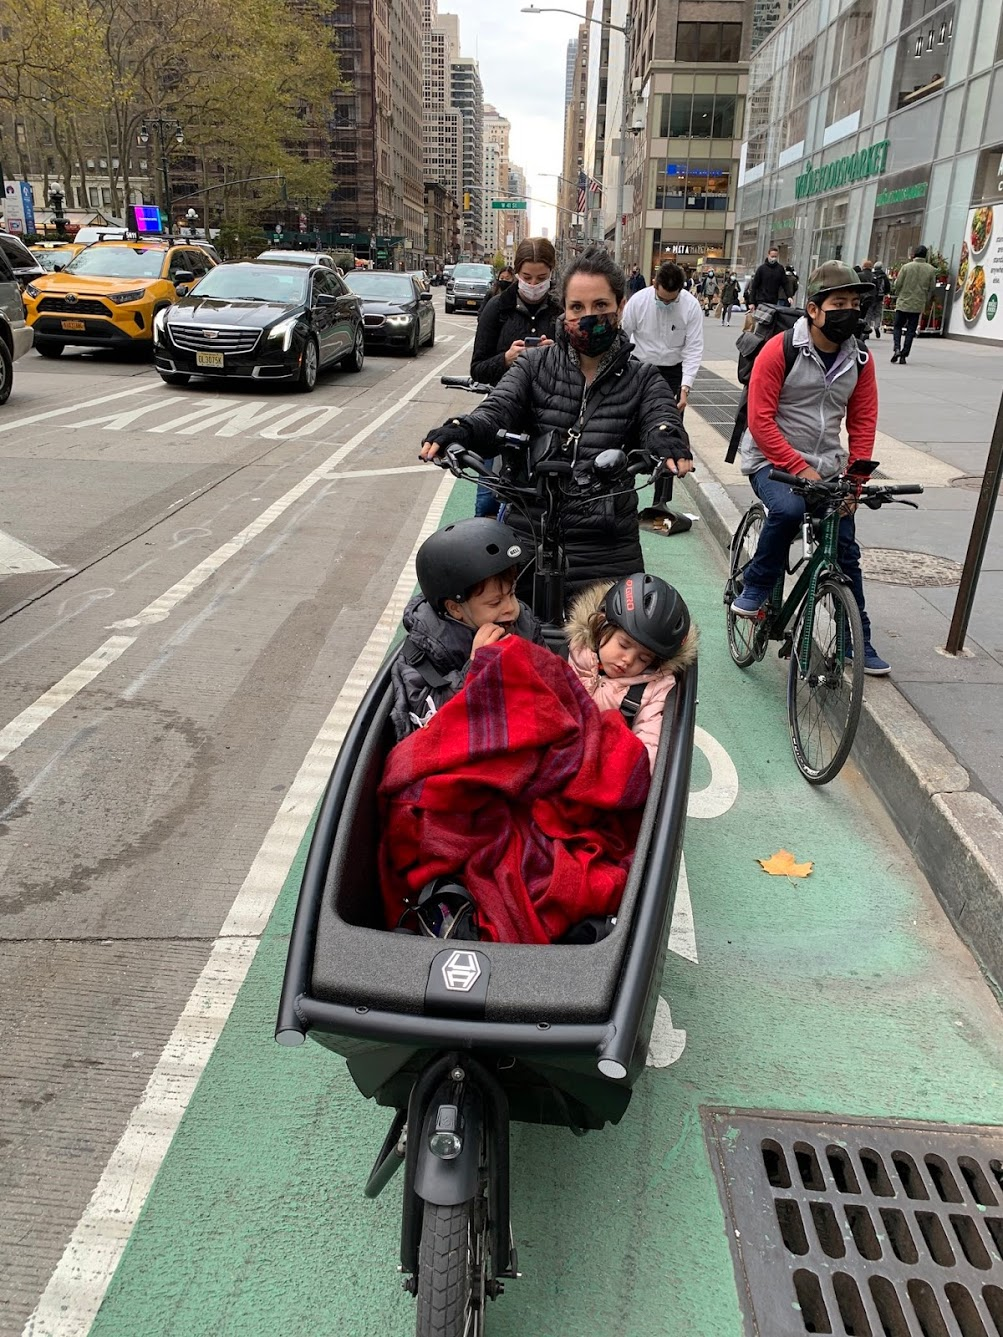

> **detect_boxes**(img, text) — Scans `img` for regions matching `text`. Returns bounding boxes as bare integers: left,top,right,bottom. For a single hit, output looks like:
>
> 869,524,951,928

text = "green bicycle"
724,465,922,784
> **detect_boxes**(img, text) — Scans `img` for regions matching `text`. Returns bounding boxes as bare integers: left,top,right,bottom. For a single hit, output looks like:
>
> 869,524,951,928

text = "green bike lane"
86,487,1003,1337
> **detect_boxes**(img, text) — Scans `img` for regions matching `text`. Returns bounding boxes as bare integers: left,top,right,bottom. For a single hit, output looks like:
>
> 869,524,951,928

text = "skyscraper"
450,56,485,257
483,104,511,255
565,38,578,108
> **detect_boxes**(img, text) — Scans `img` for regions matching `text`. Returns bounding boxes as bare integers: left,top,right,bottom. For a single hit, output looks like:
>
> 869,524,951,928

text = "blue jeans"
744,466,871,640
474,457,499,517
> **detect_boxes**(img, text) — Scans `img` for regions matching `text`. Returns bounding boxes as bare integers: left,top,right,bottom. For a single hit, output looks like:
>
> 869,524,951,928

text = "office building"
735,0,1003,340
560,11,592,260
450,56,485,257
483,104,512,255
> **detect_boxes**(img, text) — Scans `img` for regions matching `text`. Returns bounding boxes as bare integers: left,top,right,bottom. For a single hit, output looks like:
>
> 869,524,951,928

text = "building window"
825,1,873,124
893,2,952,110
676,21,742,63
660,89,737,138
782,48,814,147
652,159,731,210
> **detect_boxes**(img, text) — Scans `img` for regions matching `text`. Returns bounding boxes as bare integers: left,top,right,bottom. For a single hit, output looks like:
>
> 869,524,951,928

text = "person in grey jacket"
891,245,937,365
421,248,692,595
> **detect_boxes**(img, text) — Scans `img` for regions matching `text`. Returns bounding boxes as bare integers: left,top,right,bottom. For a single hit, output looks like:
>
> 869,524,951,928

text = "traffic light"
463,191,471,212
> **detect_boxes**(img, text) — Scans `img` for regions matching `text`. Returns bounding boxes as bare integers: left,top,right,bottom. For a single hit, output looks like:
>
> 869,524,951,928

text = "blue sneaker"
846,641,891,676
730,585,771,617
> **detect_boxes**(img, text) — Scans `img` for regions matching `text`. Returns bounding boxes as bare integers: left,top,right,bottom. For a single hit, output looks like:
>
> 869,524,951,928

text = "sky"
440,0,578,237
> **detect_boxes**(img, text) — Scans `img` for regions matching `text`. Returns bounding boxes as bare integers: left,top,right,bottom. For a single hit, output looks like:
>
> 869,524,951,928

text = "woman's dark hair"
513,237,556,272
561,245,625,305
655,261,686,293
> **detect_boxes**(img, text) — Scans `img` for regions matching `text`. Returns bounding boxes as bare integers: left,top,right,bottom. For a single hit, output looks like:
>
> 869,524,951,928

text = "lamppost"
138,117,184,230
522,4,632,264
49,187,67,240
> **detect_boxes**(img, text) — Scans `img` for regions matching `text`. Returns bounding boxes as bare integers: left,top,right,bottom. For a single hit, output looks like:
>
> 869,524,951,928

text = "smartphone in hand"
523,336,541,347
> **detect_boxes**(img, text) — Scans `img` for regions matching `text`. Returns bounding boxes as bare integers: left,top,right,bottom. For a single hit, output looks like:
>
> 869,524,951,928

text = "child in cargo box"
389,517,545,741
565,572,696,772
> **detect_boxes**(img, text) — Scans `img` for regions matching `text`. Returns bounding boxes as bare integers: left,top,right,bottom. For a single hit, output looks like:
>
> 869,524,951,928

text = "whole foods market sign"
794,140,890,200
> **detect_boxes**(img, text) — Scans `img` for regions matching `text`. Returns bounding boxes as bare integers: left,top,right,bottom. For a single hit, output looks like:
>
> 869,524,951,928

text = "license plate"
61,319,86,332
196,351,225,368
465,299,478,307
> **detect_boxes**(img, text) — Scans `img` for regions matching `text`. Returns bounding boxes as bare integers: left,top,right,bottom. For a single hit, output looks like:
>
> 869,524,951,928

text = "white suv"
0,244,33,406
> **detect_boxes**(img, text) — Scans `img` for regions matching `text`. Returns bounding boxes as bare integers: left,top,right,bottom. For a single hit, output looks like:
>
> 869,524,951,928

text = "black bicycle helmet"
415,518,526,611
603,573,690,661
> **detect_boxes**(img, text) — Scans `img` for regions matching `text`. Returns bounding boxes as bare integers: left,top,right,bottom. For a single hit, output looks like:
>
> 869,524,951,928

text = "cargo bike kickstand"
276,375,696,1337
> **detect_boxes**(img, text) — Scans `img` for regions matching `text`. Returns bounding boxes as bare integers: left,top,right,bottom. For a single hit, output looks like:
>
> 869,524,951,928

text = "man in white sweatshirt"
621,261,704,530
621,260,705,415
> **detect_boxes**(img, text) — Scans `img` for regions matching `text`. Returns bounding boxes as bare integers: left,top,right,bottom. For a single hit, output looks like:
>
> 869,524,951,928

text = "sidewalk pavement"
678,313,1003,990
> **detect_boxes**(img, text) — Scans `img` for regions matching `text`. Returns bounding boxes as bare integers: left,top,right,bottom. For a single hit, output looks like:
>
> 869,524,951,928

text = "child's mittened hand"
472,623,508,656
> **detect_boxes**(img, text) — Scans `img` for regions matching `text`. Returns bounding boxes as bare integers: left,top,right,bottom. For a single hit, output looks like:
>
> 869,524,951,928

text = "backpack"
726,305,804,463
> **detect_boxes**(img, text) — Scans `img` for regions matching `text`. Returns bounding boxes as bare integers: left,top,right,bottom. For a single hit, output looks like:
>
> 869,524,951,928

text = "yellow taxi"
29,242,84,273
23,239,216,357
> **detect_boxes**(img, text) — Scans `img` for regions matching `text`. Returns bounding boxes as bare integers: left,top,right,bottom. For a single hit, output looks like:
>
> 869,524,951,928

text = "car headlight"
25,283,40,298
267,315,299,352
153,307,169,339
108,288,146,305
386,314,412,325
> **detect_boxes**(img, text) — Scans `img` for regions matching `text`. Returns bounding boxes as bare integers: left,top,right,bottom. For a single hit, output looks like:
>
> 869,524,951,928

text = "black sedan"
343,271,434,355
153,261,364,390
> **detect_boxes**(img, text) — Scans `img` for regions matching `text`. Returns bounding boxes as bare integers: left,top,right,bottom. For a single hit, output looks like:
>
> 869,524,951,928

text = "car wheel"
297,336,319,391
406,323,420,357
345,326,364,373
445,302,454,313
0,339,13,406
34,339,64,358
158,372,191,387
426,315,436,348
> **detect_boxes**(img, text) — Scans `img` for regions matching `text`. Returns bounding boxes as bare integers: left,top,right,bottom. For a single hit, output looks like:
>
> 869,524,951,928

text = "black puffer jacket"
470,285,563,385
390,593,544,740
433,329,690,587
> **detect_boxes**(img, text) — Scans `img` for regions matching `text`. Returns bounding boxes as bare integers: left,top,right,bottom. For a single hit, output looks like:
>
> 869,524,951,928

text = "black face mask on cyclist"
812,306,859,345
566,313,620,358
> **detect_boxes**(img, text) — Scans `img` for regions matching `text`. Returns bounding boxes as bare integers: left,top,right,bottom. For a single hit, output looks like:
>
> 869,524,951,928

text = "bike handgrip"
440,375,471,387
768,468,809,488
495,430,531,444
445,445,493,479
882,483,924,495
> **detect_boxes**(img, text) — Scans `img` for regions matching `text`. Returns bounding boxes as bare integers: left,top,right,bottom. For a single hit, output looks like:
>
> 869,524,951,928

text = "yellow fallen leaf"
758,849,813,878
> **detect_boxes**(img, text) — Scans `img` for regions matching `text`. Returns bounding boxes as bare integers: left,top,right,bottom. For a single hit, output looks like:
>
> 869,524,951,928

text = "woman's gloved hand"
420,419,471,461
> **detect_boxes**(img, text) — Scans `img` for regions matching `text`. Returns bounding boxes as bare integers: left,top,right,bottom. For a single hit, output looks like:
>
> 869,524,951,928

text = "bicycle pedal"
778,633,793,660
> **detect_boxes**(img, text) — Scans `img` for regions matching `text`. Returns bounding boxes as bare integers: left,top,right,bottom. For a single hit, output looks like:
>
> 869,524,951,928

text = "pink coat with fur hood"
565,581,698,772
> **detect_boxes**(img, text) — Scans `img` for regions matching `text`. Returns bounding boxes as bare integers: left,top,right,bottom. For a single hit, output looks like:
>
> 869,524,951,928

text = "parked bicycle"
724,464,922,784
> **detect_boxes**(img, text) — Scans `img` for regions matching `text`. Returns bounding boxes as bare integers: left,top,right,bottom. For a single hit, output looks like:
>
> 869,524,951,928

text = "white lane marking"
0,529,62,575
667,853,697,962
646,996,686,1068
21,472,456,1337
68,397,181,432
688,726,739,819
0,383,157,435
0,637,136,765
110,342,472,631
325,464,431,479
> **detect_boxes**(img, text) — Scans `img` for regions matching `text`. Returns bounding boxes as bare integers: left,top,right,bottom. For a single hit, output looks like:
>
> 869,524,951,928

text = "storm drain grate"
704,1109,1003,1336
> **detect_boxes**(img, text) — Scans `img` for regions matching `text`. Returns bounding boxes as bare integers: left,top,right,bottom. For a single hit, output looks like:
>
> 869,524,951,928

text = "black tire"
35,339,64,359
297,336,319,392
158,371,191,386
427,315,436,348
787,577,865,785
0,339,12,406
415,1199,485,1337
406,322,420,357
726,503,769,668
344,325,365,372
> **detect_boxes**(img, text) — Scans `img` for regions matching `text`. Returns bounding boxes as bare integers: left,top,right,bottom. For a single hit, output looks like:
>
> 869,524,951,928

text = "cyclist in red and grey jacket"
730,260,890,675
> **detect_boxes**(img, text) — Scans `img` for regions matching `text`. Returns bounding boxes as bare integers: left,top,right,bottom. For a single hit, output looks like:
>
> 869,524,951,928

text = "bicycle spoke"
787,580,864,784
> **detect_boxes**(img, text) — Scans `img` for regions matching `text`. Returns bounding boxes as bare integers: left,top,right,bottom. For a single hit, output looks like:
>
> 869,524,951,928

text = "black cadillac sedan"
343,270,434,355
153,261,364,390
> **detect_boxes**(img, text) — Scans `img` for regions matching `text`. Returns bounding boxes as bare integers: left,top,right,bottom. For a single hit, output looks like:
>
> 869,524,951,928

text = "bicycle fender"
414,1093,482,1207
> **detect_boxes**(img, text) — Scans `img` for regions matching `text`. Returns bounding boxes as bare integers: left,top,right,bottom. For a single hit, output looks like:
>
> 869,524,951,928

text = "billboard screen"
127,203,164,234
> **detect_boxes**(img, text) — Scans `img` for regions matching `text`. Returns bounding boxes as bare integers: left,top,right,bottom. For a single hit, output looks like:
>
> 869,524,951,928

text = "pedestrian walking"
626,264,646,296
718,273,740,325
747,245,789,306
854,259,887,338
700,268,719,315
891,245,937,365
622,259,704,533
784,265,799,304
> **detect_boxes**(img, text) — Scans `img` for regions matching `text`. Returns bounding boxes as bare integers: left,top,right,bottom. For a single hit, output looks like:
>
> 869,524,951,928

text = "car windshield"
453,265,492,280
33,251,76,271
187,265,308,303
63,247,166,278
344,273,414,301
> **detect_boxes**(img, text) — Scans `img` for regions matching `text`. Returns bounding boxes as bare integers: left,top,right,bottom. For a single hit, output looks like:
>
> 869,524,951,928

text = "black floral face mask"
566,313,619,357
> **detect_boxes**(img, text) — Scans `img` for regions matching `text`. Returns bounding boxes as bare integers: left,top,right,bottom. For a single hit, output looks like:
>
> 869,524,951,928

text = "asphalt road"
0,293,482,1336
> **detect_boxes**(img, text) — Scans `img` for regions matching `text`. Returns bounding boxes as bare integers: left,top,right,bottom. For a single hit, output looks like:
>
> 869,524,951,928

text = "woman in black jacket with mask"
422,248,692,594
469,238,563,516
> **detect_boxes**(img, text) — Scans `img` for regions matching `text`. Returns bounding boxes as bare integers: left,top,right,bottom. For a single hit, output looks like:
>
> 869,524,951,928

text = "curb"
678,424,1003,995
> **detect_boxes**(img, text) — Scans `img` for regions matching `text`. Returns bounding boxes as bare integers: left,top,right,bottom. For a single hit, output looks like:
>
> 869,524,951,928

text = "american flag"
577,171,587,214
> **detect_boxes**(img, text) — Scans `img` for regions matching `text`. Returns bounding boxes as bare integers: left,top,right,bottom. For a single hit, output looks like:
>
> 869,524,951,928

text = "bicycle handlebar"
441,375,492,394
768,468,924,504
864,483,923,496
